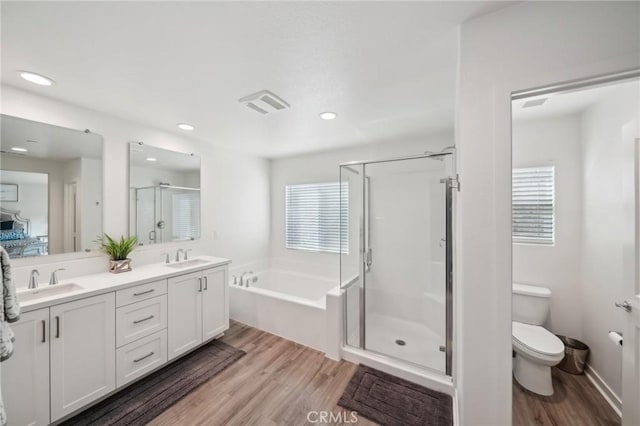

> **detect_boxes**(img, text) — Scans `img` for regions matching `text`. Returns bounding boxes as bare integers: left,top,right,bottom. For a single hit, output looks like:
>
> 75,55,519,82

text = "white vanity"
1,256,229,426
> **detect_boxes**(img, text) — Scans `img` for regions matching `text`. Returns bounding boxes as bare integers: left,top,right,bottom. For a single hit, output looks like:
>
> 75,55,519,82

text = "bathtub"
229,269,338,353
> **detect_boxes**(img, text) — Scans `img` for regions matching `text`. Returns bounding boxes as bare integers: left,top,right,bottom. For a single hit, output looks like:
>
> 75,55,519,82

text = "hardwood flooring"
513,367,620,426
149,321,377,426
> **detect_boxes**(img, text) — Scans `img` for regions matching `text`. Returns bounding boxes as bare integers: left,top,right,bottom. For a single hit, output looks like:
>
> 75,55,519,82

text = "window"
172,191,200,240
512,166,555,244
285,182,348,254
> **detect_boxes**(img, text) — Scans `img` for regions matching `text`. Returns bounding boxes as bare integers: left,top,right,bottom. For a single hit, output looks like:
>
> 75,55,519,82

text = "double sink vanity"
2,255,230,426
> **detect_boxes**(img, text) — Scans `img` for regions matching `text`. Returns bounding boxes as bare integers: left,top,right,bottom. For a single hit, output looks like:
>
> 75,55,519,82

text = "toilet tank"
512,283,551,325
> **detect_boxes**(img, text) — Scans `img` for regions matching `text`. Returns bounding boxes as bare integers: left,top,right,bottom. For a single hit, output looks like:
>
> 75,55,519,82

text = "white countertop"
17,255,231,313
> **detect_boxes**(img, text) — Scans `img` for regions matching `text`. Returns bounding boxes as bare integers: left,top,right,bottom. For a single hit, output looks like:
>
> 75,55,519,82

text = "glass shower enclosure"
340,151,455,376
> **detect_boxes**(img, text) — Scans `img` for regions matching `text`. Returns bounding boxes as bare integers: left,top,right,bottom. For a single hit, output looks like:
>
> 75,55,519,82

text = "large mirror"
129,142,201,245
0,115,103,259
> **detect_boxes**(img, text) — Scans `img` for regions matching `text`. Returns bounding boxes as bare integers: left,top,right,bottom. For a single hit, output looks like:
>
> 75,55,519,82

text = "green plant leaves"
99,233,138,260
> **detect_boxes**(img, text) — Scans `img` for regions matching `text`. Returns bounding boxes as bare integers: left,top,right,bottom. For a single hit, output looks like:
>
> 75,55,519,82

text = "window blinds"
172,192,200,240
285,182,348,254
512,166,555,244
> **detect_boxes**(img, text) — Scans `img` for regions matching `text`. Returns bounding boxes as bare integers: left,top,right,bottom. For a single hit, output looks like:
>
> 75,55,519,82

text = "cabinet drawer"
116,330,167,387
116,295,167,347
116,279,167,307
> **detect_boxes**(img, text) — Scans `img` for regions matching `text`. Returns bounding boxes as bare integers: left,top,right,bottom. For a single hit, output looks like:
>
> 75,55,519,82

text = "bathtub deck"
149,320,378,426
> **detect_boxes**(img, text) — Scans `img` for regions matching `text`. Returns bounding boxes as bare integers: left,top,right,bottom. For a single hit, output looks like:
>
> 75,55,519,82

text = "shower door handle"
148,230,156,242
366,248,373,268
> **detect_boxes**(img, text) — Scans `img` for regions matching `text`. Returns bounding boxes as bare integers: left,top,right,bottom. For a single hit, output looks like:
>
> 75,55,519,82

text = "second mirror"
129,142,201,245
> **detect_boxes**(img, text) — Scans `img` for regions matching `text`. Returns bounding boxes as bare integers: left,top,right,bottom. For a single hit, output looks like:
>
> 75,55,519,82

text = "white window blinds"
285,182,348,254
172,192,200,240
512,166,555,244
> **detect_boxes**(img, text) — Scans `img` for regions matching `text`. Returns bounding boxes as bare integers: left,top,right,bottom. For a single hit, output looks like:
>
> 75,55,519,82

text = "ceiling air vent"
522,97,548,108
239,90,290,115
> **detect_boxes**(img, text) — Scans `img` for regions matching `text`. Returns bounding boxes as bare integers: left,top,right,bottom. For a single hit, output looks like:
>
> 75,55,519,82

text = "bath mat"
338,365,453,426
61,339,245,426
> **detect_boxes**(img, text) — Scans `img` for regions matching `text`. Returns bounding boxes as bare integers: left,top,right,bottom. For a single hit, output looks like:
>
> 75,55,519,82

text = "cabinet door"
168,271,202,360
1,308,50,426
50,293,116,422
202,267,229,341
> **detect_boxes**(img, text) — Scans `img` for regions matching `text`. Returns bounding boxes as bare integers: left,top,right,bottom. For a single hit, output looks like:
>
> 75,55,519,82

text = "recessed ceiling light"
319,112,337,120
18,71,54,86
11,147,28,152
146,157,157,162
177,123,194,131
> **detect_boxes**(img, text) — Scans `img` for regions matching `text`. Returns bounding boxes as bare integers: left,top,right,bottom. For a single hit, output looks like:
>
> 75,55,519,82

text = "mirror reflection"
0,115,103,258
129,142,201,245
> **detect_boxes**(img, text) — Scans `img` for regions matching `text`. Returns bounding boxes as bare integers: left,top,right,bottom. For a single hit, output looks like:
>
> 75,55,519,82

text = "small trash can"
556,335,589,374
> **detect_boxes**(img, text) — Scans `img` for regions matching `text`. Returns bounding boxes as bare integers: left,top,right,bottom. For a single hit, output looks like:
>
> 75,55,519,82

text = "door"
202,267,228,341
1,308,50,426
50,293,116,422
168,271,203,360
362,155,450,373
621,127,640,424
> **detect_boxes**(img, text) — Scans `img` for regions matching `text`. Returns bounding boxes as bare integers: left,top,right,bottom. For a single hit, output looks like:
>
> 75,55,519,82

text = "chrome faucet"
160,253,169,264
240,271,253,286
49,268,65,286
175,249,184,262
232,275,238,285
184,249,192,261
28,269,40,289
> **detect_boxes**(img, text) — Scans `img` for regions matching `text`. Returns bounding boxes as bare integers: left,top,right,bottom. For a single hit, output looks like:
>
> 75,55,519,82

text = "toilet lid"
512,322,565,356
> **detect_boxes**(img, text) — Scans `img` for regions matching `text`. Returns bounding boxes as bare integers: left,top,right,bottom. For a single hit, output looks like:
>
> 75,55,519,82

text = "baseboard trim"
584,364,622,417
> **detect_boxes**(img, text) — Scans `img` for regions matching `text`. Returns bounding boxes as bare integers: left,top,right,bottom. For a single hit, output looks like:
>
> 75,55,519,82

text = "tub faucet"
240,271,253,286
49,268,65,286
28,269,40,289
175,249,184,262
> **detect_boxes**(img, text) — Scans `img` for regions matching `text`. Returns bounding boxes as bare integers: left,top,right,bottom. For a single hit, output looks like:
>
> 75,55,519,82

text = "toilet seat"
512,322,564,356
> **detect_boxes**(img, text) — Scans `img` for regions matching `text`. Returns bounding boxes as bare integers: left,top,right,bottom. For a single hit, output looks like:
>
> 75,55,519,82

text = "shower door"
341,153,454,375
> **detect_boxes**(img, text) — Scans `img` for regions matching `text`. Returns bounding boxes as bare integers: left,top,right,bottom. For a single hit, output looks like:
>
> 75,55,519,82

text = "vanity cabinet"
3,260,228,425
168,266,228,360
1,308,50,426
50,293,116,421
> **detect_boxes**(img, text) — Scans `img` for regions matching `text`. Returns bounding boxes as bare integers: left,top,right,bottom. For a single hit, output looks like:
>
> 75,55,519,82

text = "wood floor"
513,367,620,426
150,321,378,426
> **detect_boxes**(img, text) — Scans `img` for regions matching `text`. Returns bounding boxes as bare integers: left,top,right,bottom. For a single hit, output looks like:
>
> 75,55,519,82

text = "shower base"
364,313,445,373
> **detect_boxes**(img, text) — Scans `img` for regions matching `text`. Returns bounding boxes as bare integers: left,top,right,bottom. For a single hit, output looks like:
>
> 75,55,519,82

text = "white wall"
580,84,639,400
270,131,453,279
512,114,583,339
457,2,639,424
80,157,103,251
2,85,271,287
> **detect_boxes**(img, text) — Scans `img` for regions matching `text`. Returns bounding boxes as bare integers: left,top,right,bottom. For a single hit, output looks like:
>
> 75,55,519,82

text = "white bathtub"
229,269,338,353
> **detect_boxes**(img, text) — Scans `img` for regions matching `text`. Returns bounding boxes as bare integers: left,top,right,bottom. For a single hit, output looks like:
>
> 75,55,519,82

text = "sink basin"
165,259,211,269
17,283,84,303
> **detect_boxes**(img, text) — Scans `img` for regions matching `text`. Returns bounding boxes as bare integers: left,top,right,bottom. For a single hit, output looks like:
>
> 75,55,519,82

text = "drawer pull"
55,316,60,338
204,276,208,291
133,351,155,363
133,289,155,297
133,315,155,324
198,277,203,292
41,320,46,343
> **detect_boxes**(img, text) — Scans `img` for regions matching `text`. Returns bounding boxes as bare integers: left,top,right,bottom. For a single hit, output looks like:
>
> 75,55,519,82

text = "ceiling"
512,78,640,122
130,143,200,172
1,1,513,158
0,114,102,161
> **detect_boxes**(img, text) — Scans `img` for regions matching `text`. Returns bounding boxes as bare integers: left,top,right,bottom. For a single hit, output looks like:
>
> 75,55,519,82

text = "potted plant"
98,234,138,273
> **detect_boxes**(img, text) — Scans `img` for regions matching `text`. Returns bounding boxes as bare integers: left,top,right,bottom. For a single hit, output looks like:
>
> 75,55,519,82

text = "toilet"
512,283,565,396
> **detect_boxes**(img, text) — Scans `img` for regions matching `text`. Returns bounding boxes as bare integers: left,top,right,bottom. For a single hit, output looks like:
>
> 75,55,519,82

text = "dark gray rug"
338,365,453,426
61,339,245,426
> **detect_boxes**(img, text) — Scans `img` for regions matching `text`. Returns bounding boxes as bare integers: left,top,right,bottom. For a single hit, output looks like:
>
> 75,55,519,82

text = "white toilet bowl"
512,321,565,396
